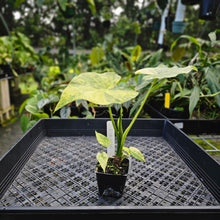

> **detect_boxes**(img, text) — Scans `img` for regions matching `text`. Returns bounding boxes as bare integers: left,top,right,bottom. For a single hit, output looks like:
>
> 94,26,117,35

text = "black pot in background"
199,0,219,20
165,15,175,31
181,0,199,5
0,64,14,80
148,100,189,119
161,107,189,119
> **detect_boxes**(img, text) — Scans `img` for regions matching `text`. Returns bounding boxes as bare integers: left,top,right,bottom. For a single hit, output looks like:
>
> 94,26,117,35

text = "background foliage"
0,0,219,132
1,0,219,49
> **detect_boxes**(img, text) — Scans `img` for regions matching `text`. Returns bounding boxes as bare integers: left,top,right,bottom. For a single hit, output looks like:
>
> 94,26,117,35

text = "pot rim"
95,171,128,177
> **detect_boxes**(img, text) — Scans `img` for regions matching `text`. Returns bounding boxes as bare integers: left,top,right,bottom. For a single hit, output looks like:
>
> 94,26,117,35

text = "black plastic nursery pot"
0,118,220,218
170,119,220,135
96,171,128,197
96,157,129,197
0,65,14,80
181,0,199,5
199,0,219,20
145,103,189,119
172,21,186,34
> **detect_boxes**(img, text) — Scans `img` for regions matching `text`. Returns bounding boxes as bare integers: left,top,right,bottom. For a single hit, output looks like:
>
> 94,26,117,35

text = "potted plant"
172,21,186,34
54,66,195,196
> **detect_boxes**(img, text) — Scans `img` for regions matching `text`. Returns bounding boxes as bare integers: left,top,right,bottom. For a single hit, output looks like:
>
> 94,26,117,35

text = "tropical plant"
0,32,38,76
55,66,195,174
170,30,220,118
19,90,60,132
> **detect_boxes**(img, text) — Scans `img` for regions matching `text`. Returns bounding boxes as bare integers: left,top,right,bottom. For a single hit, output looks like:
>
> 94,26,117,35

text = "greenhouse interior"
0,0,220,217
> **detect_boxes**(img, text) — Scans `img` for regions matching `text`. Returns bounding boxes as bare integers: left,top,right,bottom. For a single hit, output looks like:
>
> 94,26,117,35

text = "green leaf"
148,49,163,66
170,35,200,52
122,146,130,155
20,114,29,132
133,22,141,34
131,45,142,62
135,66,196,81
171,47,186,62
189,86,200,117
90,47,104,66
36,0,44,7
55,72,138,112
129,147,145,162
26,120,37,131
19,99,28,115
205,67,220,107
25,93,44,114
32,112,49,119
96,152,108,173
95,131,111,148
87,0,96,14
58,0,67,11
208,31,216,42
25,104,39,114
37,98,50,109
37,94,59,109
60,106,71,118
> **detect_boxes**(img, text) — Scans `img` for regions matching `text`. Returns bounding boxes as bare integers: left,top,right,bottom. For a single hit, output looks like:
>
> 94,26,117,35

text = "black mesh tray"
0,119,220,217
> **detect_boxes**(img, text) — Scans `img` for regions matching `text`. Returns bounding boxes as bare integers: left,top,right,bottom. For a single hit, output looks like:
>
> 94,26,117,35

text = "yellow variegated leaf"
95,131,111,148
135,66,197,81
96,152,108,173
55,72,138,112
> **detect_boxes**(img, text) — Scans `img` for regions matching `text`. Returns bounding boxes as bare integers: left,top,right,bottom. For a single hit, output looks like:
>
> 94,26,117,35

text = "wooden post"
0,79,14,124
0,79,11,110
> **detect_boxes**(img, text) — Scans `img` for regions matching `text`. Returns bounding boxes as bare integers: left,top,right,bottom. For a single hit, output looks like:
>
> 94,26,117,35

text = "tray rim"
0,118,220,213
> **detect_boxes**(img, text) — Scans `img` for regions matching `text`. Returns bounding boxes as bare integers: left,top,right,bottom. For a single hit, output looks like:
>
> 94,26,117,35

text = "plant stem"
118,79,156,156
116,106,123,156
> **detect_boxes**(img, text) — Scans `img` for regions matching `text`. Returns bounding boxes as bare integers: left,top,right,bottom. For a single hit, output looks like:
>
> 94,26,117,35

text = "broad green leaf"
36,0,44,7
148,49,163,66
170,35,200,52
129,147,145,162
90,47,104,66
133,22,141,34
25,104,39,114
189,86,200,117
122,146,130,155
171,47,186,62
58,0,67,11
20,114,29,132
55,72,138,112
25,93,44,114
131,45,142,62
37,94,59,109
48,66,60,77
135,66,196,81
26,120,37,131
60,106,71,118
96,152,108,173
32,112,49,119
95,131,111,148
205,67,220,107
87,0,96,14
19,99,28,115
37,98,50,109
208,31,216,42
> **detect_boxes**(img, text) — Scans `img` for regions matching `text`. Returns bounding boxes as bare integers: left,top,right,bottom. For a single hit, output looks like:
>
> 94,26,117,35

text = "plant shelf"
0,119,219,217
